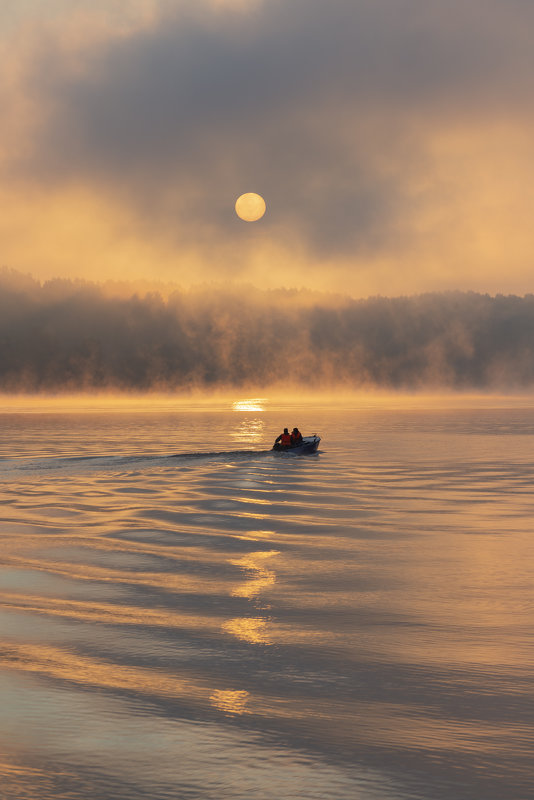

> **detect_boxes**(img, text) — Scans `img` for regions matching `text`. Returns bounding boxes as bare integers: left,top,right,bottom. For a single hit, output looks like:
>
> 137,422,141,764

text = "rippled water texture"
1,398,533,800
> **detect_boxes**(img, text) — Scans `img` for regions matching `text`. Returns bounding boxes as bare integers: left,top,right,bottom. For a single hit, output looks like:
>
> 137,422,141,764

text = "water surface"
1,399,533,799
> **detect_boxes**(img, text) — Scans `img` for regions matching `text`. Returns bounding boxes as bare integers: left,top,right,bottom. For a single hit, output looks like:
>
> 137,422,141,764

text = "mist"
2,1,534,294
2,269,534,393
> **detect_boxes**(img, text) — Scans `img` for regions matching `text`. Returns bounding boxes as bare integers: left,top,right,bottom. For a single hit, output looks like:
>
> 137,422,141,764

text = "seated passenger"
274,428,292,449
291,427,303,445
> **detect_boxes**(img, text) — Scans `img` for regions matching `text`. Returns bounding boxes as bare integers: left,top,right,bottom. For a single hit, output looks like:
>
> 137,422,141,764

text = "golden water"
1,399,533,799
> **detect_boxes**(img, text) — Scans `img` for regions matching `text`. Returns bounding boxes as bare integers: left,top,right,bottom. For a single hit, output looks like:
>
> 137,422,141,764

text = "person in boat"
274,428,292,449
291,427,303,446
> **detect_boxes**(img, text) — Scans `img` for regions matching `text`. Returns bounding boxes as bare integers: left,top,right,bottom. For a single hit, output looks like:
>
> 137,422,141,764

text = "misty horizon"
2,269,534,394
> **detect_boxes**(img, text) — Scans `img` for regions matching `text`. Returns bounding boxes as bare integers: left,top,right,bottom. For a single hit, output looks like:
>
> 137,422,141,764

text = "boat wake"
1,434,321,480
0,448,280,480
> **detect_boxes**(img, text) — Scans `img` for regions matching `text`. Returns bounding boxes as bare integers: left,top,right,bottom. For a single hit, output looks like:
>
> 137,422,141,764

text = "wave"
0,448,277,480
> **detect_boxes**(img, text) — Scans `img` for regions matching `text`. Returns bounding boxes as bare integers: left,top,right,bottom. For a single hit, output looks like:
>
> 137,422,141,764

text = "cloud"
2,269,534,393
2,1,534,293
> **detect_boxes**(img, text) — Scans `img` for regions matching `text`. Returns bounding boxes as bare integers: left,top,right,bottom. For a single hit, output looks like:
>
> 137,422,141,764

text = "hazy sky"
1,0,534,296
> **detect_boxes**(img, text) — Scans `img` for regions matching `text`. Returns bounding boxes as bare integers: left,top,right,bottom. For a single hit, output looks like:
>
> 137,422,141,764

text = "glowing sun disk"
235,192,266,221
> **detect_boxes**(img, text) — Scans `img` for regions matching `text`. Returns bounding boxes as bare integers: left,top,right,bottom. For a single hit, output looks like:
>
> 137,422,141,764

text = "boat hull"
272,435,320,455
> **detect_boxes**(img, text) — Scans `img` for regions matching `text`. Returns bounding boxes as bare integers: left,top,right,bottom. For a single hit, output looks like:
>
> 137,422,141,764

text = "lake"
1,395,533,800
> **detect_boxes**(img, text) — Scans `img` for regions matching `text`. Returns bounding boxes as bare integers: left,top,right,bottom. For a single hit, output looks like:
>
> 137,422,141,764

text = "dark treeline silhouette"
2,268,534,392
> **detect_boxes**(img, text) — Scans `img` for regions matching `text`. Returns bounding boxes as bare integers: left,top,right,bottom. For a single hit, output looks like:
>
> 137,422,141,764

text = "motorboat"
272,435,321,455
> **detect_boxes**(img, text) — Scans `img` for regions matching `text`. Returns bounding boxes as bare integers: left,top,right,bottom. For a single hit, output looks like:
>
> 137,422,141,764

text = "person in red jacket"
291,427,303,445
274,428,292,449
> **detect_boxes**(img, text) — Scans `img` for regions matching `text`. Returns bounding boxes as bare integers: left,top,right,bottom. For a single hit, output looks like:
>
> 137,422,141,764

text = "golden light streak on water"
0,761,49,779
233,510,272,520
229,551,279,600
222,617,272,645
230,418,265,441
0,592,224,634
233,529,277,541
1,642,212,702
237,495,272,505
232,398,267,412
209,689,251,715
0,555,235,596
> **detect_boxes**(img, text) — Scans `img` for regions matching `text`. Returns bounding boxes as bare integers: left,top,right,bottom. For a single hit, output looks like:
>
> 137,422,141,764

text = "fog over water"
2,269,534,393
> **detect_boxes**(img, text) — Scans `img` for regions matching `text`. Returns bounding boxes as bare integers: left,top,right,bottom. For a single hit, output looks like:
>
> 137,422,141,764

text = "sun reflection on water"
231,398,267,412
222,616,272,645
230,417,265,442
234,529,276,542
229,551,279,600
209,689,251,715
222,545,280,646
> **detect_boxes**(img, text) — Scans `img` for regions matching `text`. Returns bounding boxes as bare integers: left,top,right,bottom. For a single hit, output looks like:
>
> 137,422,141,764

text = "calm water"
1,398,533,800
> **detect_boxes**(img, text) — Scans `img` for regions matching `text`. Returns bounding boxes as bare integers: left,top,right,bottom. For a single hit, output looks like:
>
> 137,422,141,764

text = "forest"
2,269,534,392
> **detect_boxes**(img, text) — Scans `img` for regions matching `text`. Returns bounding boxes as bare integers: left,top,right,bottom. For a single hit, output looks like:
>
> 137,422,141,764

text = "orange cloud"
2,1,534,296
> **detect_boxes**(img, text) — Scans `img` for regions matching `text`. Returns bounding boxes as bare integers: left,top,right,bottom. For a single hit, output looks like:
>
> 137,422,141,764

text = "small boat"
272,435,321,455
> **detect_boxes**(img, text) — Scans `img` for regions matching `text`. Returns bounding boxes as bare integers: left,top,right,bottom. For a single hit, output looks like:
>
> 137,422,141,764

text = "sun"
235,192,266,222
